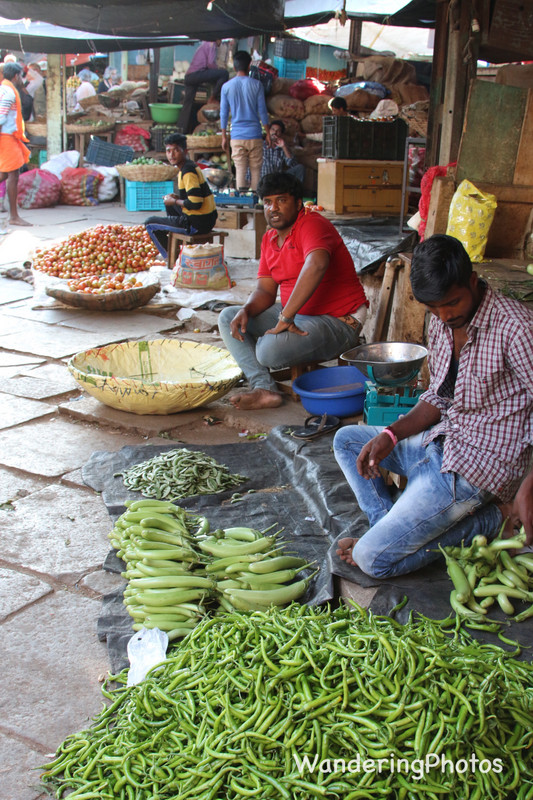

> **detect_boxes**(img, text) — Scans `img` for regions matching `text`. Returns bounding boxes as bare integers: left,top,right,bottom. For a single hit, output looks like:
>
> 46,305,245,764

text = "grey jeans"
218,303,363,393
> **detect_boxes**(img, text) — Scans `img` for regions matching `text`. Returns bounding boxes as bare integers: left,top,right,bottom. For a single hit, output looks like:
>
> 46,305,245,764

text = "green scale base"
363,381,424,426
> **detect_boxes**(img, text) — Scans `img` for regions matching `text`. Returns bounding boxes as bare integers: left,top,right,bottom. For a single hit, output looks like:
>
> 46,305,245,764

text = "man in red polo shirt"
218,172,368,409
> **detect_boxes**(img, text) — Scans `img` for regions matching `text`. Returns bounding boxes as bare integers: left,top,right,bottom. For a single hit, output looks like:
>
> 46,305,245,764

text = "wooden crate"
317,159,403,215
476,183,533,259
127,64,150,80
215,209,240,229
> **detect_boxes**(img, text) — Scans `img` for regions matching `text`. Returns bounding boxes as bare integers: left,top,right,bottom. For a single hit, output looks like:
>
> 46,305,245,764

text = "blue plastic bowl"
292,365,366,418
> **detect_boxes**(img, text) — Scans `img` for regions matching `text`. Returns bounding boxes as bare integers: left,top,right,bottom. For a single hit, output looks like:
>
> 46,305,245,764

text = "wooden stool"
273,357,346,401
73,130,114,159
273,362,322,401
167,230,228,269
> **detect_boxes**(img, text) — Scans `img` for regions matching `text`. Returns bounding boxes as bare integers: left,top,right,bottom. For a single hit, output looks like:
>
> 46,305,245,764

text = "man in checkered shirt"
334,234,533,578
260,120,305,183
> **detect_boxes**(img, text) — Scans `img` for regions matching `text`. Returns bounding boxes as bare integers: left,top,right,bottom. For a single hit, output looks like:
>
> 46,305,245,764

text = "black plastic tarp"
0,0,285,39
84,428,358,670
336,218,417,274
83,426,533,673
283,0,436,29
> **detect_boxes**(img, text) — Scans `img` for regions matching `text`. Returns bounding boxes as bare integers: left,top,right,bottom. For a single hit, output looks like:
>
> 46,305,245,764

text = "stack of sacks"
266,92,306,138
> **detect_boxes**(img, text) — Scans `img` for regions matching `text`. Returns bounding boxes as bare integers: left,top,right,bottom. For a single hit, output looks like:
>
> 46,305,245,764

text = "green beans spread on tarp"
41,604,533,800
114,448,247,500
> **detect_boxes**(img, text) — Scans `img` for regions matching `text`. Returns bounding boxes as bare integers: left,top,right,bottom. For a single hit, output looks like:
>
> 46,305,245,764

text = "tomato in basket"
68,273,143,295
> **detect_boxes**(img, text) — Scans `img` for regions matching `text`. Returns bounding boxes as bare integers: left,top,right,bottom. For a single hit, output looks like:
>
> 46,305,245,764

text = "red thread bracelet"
383,427,398,446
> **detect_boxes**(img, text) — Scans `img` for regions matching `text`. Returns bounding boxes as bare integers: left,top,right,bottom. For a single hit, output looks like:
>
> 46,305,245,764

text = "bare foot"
336,537,360,566
9,217,32,227
229,388,283,410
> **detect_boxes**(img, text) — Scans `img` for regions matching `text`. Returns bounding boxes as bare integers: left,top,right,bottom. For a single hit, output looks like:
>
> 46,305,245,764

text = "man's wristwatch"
279,311,294,324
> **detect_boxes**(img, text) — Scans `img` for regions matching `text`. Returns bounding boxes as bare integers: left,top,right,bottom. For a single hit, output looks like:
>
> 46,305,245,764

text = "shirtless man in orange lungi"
0,62,32,228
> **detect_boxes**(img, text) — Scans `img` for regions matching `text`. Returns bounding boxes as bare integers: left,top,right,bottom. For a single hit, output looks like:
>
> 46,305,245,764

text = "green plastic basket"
149,103,183,123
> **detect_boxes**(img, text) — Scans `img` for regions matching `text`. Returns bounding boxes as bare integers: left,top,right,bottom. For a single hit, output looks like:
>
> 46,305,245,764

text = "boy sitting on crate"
145,133,217,261
334,234,533,578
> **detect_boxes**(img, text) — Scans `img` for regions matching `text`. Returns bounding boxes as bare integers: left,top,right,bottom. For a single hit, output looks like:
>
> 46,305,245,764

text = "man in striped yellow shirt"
145,133,217,259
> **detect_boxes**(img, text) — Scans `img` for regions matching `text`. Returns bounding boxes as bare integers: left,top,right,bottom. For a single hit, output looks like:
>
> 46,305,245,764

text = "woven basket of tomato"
45,272,161,311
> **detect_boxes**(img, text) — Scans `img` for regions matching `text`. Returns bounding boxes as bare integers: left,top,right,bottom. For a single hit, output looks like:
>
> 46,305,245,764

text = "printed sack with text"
171,243,231,290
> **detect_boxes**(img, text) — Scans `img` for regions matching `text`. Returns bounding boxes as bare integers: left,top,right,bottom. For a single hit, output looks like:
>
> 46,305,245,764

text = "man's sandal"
290,413,341,440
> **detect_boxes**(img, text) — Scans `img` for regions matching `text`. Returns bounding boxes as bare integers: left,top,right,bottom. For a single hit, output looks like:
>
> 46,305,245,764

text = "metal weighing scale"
212,190,258,207
341,342,428,425
201,168,259,207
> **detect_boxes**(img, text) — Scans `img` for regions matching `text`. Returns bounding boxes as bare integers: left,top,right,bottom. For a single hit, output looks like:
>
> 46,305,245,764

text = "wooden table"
72,130,114,158
214,206,266,259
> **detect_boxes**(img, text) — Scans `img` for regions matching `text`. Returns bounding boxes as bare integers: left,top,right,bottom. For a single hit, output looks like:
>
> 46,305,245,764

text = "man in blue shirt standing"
220,51,270,191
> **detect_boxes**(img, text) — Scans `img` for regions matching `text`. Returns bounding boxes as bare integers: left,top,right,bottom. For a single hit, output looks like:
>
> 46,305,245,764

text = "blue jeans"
287,163,306,184
145,216,199,260
333,424,502,578
218,304,362,393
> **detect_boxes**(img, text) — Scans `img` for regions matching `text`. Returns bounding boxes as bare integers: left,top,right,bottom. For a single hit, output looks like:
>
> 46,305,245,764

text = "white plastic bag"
126,627,168,687
40,150,80,180
92,166,119,202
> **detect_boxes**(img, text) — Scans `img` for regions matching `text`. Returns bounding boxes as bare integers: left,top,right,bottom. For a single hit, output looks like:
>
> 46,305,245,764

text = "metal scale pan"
341,343,428,424
340,342,428,387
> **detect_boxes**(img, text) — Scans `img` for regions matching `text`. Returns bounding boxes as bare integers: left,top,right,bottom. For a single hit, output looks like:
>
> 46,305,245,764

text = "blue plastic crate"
38,149,48,166
125,180,174,212
273,56,306,80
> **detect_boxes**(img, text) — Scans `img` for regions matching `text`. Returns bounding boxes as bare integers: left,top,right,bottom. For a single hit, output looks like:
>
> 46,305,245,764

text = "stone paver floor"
0,203,318,799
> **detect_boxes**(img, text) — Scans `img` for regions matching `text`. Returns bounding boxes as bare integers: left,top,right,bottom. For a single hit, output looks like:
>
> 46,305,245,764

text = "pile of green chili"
41,604,533,800
114,448,247,500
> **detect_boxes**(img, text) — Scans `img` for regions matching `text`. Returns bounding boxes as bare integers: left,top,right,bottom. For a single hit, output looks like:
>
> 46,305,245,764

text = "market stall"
3,5,533,800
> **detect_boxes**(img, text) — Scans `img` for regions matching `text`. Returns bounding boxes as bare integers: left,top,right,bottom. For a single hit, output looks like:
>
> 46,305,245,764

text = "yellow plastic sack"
446,179,497,262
